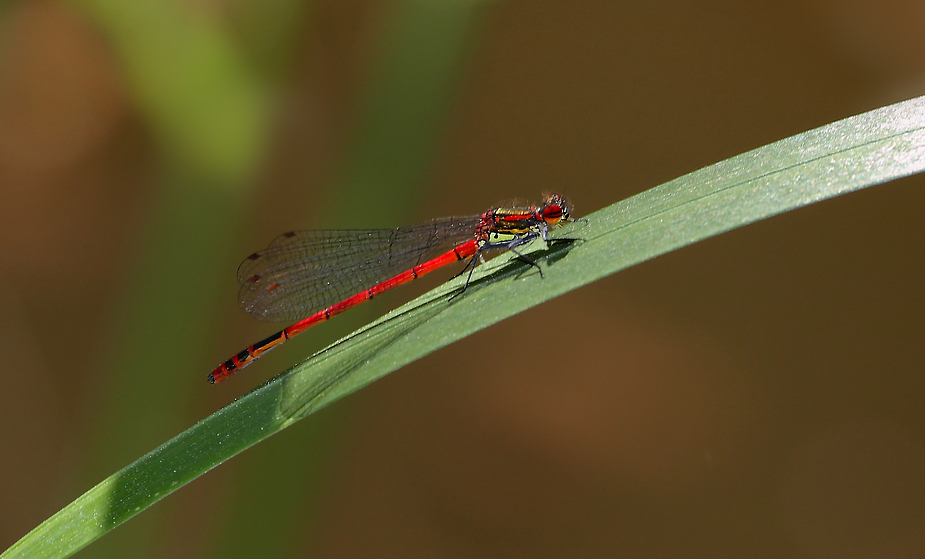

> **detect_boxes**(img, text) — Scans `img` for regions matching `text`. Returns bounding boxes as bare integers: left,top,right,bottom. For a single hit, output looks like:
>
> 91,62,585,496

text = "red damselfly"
209,193,575,383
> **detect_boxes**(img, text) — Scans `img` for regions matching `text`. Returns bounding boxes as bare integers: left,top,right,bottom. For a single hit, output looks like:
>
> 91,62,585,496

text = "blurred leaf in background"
1,0,495,557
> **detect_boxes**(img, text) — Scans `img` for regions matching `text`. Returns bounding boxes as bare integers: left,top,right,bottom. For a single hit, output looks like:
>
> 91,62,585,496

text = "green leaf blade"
5,95,925,559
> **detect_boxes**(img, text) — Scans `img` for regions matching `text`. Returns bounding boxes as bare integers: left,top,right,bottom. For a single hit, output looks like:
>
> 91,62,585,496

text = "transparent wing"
237,216,481,322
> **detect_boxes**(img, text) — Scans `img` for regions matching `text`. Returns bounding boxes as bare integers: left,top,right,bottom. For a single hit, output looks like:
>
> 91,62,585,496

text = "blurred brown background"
1,0,924,557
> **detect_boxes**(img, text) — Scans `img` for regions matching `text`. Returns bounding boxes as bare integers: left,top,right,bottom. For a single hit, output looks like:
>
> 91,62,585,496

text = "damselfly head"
540,193,571,225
